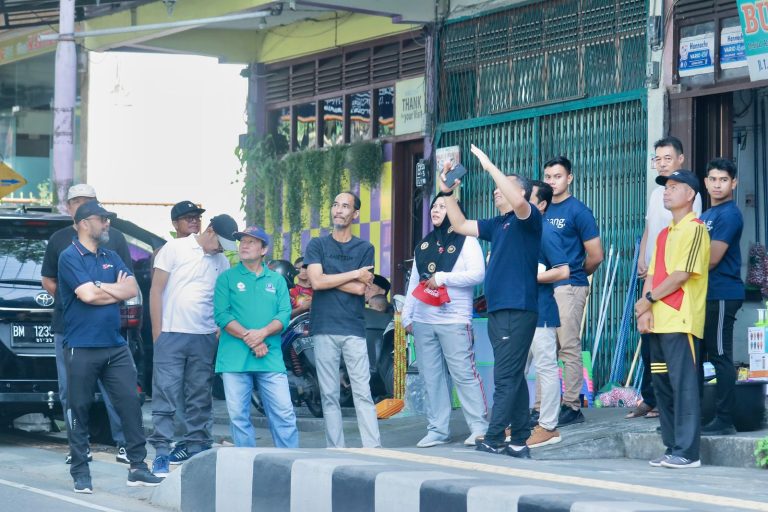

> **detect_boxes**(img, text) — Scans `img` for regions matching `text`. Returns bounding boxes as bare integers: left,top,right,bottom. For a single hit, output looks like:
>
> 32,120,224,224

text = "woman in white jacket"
402,192,488,447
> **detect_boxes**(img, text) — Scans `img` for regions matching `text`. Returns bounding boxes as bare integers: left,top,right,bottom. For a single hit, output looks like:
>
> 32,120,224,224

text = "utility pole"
52,0,76,213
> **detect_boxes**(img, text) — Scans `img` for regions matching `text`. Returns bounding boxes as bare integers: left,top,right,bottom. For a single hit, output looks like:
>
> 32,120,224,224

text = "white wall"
86,52,248,240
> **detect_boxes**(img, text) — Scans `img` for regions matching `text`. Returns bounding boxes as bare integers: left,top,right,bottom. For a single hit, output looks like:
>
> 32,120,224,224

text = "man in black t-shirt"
41,184,133,465
305,191,381,448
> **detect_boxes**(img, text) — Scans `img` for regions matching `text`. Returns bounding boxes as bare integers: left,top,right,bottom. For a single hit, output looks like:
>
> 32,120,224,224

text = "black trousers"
65,344,148,478
486,309,538,446
701,299,742,424
639,333,657,408
649,332,701,461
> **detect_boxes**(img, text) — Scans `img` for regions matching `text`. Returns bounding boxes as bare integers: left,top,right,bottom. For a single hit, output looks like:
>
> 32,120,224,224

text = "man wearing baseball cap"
58,201,162,492
41,183,133,465
213,226,298,447
170,200,206,238
635,169,710,469
149,213,237,475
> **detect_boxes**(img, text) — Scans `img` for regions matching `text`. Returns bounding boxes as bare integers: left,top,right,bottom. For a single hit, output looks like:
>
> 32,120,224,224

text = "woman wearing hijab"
402,192,488,447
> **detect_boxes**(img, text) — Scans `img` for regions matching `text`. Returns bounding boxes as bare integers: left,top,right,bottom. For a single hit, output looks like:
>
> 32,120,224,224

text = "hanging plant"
324,145,347,209
265,159,283,237
301,149,326,215
235,134,284,228
345,140,382,189
283,151,304,235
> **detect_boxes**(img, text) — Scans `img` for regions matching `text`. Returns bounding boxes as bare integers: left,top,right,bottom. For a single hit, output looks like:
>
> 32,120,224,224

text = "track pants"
649,332,701,461
701,300,742,424
66,345,148,478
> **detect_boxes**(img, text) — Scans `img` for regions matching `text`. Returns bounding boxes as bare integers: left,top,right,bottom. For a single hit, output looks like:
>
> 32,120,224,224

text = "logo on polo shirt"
265,283,276,293
237,282,246,291
704,220,713,232
102,263,113,270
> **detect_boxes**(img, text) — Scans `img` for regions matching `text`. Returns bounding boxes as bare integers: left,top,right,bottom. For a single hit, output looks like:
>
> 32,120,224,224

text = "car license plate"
11,323,54,348
292,336,314,355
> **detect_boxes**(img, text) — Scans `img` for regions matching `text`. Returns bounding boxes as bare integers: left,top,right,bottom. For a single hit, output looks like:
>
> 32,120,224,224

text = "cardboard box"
750,353,768,379
747,327,767,354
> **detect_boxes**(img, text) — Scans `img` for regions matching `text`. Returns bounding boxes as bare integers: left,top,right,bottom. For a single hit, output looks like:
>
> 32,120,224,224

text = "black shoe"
557,406,585,427
475,440,506,454
127,467,165,487
73,475,93,494
701,417,737,436
528,409,540,429
504,444,531,459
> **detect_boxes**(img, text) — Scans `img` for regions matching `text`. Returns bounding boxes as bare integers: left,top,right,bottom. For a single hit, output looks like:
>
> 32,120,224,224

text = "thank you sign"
737,0,768,80
395,76,426,136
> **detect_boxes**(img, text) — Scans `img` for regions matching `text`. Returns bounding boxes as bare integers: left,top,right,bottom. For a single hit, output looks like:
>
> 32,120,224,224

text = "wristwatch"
94,281,102,288
645,291,656,303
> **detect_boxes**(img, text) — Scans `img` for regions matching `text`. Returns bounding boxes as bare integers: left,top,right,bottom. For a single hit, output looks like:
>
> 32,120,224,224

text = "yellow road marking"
336,448,768,511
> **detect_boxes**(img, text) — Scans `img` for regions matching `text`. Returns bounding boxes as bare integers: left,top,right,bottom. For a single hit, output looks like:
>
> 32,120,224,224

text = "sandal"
625,401,653,419
645,408,660,418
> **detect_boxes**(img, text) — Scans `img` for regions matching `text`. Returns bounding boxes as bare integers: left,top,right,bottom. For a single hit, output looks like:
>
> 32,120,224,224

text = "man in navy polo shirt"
526,181,569,448
700,158,744,436
58,201,162,493
441,144,541,458
543,156,604,426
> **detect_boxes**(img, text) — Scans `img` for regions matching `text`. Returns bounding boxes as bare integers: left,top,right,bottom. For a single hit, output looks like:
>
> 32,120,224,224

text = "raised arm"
470,144,531,220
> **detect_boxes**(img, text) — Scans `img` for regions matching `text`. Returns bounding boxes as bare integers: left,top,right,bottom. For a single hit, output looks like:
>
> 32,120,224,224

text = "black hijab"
414,192,467,278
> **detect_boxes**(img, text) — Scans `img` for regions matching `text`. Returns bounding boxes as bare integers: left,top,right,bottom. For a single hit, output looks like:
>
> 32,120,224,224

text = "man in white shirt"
628,136,702,419
148,214,237,476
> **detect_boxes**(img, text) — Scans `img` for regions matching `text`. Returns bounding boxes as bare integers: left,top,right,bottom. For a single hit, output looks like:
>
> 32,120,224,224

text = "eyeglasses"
84,215,110,224
177,214,202,222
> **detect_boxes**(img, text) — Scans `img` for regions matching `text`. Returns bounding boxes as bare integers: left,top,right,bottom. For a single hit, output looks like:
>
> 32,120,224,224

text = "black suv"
0,208,163,438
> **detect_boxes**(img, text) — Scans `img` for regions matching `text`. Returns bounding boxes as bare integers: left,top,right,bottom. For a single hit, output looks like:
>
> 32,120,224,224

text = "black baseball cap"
74,200,116,223
372,274,391,296
655,170,700,194
171,201,206,221
210,214,238,251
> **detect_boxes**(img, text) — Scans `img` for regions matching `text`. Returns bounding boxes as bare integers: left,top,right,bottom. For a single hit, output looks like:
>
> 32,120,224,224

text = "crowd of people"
46,134,743,493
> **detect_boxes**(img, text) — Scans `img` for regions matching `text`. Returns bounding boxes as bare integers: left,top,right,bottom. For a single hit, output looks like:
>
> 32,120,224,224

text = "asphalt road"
0,428,165,512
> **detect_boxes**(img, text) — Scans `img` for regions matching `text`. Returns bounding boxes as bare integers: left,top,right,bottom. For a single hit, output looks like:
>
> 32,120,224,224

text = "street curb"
150,447,703,512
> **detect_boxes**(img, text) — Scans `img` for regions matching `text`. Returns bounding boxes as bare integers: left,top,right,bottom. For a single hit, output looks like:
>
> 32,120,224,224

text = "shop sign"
395,76,425,136
737,0,768,80
720,26,748,69
678,33,715,77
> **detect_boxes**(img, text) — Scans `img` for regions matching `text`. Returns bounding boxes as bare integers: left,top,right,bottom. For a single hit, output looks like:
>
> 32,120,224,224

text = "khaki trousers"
553,285,589,410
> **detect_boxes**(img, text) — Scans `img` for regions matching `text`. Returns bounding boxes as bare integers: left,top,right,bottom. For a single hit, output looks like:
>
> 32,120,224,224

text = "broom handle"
625,337,642,387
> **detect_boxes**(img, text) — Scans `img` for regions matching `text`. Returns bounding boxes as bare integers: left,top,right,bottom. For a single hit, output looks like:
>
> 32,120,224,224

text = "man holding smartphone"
305,191,381,448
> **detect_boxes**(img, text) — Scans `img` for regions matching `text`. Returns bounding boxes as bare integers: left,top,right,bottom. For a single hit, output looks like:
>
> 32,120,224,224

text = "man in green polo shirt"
214,226,297,447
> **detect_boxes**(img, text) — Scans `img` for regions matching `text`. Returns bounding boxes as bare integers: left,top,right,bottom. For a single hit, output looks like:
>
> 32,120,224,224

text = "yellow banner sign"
0,162,27,199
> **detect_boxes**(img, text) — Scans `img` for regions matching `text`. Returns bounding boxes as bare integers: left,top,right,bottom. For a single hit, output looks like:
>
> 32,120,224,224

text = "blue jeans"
221,372,298,448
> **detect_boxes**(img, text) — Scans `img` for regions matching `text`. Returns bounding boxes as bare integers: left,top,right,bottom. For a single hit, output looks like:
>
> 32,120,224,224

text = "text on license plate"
11,323,54,347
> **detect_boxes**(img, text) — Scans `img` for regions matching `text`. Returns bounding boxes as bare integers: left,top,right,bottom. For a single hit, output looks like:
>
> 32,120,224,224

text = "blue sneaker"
152,455,170,477
169,444,192,465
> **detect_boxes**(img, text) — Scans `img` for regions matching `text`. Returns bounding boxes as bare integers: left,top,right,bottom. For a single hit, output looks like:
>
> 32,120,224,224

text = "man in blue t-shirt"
700,158,744,436
543,156,604,427
58,201,162,493
441,144,541,459
526,181,570,449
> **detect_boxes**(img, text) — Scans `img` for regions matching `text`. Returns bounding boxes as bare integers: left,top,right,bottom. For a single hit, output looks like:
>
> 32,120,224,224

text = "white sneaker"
464,432,485,446
416,434,450,448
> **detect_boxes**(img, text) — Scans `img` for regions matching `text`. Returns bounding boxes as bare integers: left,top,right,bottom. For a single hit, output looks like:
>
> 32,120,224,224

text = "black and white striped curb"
150,447,757,512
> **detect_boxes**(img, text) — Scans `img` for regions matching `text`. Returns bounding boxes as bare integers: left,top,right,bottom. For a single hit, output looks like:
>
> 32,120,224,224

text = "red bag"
412,281,451,306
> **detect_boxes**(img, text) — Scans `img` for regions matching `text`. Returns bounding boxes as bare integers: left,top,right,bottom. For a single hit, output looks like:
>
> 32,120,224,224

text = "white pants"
526,326,560,430
314,334,381,448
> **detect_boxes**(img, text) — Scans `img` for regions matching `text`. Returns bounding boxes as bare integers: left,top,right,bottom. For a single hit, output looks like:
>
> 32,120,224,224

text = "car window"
0,223,62,282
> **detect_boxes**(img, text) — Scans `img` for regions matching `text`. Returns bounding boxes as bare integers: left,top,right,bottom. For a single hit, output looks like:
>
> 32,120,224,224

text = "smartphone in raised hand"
442,163,468,185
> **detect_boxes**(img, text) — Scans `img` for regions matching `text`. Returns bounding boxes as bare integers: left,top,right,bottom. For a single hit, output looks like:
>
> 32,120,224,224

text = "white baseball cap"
67,183,97,200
